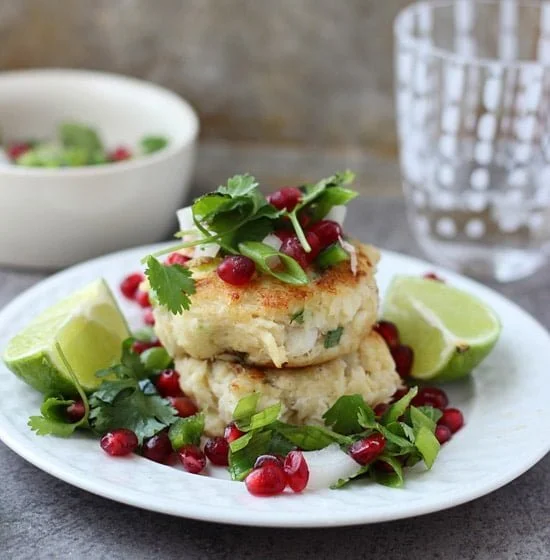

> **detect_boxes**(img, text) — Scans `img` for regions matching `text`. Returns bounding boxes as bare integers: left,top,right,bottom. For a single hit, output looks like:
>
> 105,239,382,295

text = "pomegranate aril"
374,460,395,474
412,387,449,410
424,272,444,282
100,428,139,457
217,255,256,286
204,437,230,466
165,252,191,266
154,369,182,397
306,220,343,249
143,308,155,325
349,434,386,466
120,273,144,300
168,396,199,418
274,229,294,242
142,431,172,463
131,339,162,355
435,424,452,444
7,142,32,161
283,451,309,493
135,290,151,308
254,454,284,469
245,462,287,497
374,321,400,349
438,408,464,433
178,444,207,474
224,422,244,443
373,403,389,417
109,146,132,162
65,400,86,422
267,186,302,211
280,232,320,269
391,345,414,378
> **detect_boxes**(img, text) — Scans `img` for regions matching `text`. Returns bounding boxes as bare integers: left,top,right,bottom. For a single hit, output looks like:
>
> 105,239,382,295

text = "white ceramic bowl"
0,69,199,269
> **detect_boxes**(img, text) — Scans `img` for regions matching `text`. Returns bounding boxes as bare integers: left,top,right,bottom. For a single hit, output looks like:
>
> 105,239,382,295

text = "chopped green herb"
290,309,305,324
168,413,204,450
323,394,374,435
324,327,344,348
141,135,168,154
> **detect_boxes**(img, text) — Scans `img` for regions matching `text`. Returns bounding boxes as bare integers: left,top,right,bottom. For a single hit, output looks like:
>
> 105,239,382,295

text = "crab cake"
174,330,401,436
153,242,380,368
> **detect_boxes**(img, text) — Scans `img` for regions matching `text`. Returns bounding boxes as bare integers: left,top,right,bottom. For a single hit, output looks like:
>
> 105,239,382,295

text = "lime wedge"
382,276,501,382
3,279,130,395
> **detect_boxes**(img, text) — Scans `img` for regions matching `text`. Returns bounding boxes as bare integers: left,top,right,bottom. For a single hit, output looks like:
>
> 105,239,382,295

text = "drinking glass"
394,0,550,282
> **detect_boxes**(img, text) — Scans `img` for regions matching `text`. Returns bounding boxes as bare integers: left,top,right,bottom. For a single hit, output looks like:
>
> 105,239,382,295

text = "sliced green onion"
316,243,350,269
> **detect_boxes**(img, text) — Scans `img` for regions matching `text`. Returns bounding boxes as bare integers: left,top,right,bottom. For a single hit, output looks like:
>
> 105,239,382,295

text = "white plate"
0,245,549,528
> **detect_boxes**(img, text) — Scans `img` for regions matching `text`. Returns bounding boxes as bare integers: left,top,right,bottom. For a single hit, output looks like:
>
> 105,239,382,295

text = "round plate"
0,245,548,527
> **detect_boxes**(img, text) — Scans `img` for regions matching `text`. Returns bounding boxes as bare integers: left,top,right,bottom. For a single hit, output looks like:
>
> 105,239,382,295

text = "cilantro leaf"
370,454,405,488
28,343,90,437
90,389,177,443
324,327,344,348
323,394,374,435
145,256,195,314
218,174,259,197
28,397,83,437
290,309,305,324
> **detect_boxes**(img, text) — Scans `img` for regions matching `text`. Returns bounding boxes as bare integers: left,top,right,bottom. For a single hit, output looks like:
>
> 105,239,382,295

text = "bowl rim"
0,68,200,178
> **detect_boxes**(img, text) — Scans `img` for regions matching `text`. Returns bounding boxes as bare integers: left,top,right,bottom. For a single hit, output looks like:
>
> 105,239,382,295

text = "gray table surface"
1,198,549,560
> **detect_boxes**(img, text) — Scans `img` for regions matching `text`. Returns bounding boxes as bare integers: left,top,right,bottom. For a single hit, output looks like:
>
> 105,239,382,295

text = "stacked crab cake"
153,242,402,436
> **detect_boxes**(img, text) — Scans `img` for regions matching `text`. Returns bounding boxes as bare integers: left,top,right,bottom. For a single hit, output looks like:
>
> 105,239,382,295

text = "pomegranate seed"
178,444,206,474
224,422,244,443
283,451,309,493
65,400,86,422
373,403,389,417
349,434,386,466
109,146,132,162
391,388,409,403
135,290,150,308
7,142,32,161
412,387,449,410
120,273,144,300
306,220,343,249
154,369,182,397
100,428,139,457
204,437,230,466
274,229,294,242
267,186,302,211
131,339,162,355
254,454,284,469
424,272,444,282
217,255,256,286
143,308,155,325
374,321,400,348
391,345,414,378
435,424,452,444
438,408,464,433
168,396,199,418
245,462,288,497
142,431,172,463
298,212,312,228
165,253,191,266
280,232,321,269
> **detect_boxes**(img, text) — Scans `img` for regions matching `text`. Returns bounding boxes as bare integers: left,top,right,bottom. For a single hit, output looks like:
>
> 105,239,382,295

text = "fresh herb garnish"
290,309,305,324
324,327,344,348
89,339,178,443
168,413,205,450
144,255,195,315
142,171,358,314
28,343,90,437
226,388,443,489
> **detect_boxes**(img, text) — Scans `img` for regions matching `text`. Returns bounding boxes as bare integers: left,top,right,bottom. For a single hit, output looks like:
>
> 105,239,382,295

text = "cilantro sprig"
142,171,359,314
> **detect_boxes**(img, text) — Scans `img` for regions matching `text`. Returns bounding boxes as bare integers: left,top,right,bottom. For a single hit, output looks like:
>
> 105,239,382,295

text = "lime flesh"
3,279,130,395
383,276,501,382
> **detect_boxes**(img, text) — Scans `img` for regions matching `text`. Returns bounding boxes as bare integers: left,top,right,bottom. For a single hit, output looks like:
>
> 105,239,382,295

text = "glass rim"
394,0,550,70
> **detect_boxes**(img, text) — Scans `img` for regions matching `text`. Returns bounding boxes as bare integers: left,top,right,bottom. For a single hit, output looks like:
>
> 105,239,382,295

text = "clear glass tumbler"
394,0,550,282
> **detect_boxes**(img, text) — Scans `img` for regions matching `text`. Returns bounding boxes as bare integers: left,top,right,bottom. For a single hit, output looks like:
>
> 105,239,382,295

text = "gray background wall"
0,0,414,193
